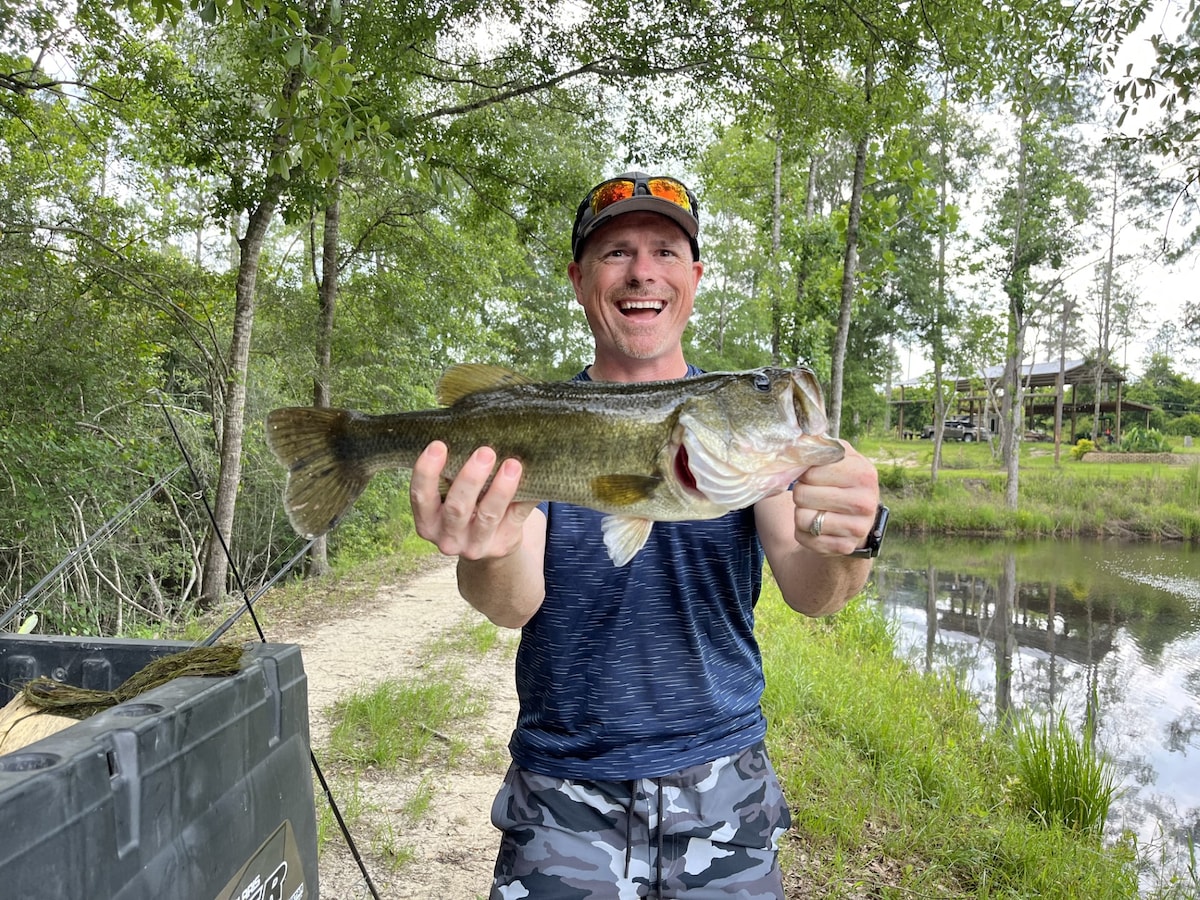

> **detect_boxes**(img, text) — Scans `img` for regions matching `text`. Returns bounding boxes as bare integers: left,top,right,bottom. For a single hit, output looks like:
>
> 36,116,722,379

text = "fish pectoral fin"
590,474,661,506
601,516,655,567
436,364,534,406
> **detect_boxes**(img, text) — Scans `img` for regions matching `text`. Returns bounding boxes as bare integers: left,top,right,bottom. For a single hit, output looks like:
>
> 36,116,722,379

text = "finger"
472,458,523,530
440,446,498,528
410,442,450,535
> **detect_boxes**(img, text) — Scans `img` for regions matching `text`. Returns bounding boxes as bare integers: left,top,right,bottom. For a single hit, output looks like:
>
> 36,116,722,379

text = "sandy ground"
292,558,517,900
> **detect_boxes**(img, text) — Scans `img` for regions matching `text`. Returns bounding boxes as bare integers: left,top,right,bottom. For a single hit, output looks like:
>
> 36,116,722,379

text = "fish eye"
753,372,772,392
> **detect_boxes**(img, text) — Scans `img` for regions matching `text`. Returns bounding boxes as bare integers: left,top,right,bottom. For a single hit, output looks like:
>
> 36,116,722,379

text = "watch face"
871,505,889,547
850,505,889,558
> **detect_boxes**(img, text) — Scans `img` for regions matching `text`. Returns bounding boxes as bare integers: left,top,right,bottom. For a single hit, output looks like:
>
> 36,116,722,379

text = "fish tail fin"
265,407,372,538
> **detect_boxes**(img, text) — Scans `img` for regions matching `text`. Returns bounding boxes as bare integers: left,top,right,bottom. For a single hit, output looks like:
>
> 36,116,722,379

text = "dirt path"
290,558,517,899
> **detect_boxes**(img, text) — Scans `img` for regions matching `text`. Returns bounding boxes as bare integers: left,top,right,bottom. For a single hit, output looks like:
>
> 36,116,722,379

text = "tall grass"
757,583,1141,898
1011,709,1120,837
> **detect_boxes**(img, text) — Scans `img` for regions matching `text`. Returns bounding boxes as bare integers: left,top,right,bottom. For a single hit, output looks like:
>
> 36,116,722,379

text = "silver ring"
809,509,827,537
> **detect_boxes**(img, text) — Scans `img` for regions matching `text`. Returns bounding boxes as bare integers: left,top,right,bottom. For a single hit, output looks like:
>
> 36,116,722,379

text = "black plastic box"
0,635,318,899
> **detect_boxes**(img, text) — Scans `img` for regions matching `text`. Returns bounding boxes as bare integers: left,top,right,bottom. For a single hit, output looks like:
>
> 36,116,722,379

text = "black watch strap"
847,504,889,558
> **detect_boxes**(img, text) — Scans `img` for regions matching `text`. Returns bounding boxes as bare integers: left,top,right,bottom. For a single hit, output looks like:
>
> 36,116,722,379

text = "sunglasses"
585,176,696,218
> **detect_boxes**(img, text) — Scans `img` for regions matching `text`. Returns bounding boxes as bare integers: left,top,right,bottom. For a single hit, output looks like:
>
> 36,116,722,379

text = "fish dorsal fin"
436,364,535,406
601,516,655,567
591,474,661,506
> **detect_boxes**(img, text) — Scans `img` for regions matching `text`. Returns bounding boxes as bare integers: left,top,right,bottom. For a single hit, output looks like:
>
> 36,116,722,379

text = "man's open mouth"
618,299,665,317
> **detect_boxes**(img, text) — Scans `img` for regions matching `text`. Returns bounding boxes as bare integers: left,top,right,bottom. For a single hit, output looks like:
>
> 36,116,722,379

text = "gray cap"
571,172,700,261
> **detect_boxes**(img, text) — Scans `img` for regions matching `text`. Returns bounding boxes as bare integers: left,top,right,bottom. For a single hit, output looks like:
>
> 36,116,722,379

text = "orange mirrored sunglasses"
586,176,695,217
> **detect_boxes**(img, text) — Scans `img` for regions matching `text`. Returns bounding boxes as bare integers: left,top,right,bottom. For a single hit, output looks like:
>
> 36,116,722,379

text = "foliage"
1167,413,1200,437
1011,709,1120,837
1072,438,1097,459
1116,425,1172,453
2,0,1198,624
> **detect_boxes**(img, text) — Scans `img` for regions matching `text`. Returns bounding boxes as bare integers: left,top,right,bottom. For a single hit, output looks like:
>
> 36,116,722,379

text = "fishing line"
200,538,314,647
159,397,383,900
158,397,267,643
0,464,185,630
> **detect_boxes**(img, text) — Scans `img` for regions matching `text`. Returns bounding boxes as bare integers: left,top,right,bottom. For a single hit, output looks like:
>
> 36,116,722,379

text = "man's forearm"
456,520,546,629
771,550,871,617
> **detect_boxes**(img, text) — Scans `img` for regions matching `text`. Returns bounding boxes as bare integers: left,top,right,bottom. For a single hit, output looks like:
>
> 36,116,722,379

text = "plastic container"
0,634,318,899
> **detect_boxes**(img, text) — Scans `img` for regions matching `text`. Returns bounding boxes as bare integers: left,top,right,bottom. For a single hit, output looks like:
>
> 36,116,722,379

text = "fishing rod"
160,397,383,900
0,464,185,630
158,398,268,643
200,538,314,647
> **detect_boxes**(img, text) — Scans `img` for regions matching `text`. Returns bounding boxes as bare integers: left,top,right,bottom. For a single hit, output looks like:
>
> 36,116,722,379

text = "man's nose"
626,251,655,283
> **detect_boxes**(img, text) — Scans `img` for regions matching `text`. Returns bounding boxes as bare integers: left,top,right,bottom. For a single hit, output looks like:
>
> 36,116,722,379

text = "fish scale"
265,364,844,566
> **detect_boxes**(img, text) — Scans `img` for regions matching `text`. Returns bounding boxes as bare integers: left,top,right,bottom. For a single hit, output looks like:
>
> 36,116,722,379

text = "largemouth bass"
265,364,844,566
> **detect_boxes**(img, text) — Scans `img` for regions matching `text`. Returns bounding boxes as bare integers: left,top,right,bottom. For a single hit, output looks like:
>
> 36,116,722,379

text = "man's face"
568,211,703,372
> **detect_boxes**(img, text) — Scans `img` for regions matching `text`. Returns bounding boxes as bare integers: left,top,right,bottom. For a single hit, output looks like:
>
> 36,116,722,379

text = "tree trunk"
930,82,950,485
201,198,278,604
306,183,341,577
770,131,783,364
1091,162,1119,443
1054,298,1071,463
1001,106,1030,511
830,54,874,439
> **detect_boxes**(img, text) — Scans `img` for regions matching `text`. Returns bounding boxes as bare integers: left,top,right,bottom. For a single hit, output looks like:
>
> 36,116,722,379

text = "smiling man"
410,172,885,899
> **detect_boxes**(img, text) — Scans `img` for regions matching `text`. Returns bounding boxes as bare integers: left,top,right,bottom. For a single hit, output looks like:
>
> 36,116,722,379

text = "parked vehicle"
921,416,990,442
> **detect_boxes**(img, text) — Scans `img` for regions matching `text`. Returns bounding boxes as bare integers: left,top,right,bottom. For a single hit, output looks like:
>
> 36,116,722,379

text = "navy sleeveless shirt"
508,366,770,780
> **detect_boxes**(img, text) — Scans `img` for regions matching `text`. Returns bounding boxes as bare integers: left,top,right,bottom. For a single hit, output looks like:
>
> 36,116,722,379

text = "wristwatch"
847,504,889,558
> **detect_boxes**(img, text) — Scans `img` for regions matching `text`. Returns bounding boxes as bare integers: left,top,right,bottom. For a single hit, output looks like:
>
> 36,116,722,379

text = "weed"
1012,709,1121,838
327,673,480,768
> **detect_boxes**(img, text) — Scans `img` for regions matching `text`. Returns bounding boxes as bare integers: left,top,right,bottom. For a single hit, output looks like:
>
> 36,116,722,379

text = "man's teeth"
619,300,664,311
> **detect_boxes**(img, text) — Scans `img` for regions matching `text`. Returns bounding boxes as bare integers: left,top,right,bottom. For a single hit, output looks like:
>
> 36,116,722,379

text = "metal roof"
953,359,1125,391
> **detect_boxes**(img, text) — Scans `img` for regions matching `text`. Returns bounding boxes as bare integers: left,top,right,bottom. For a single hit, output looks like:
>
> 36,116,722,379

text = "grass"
326,671,480,768
869,436,1200,542
758,581,1142,898
1012,710,1120,837
313,615,509,887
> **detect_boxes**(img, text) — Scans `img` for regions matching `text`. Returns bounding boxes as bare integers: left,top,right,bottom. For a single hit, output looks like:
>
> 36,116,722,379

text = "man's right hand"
410,441,539,561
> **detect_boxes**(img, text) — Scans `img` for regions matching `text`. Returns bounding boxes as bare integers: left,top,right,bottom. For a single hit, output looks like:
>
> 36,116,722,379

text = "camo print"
488,741,790,899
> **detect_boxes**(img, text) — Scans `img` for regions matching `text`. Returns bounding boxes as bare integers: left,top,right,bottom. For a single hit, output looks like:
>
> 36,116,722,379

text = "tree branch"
413,56,711,122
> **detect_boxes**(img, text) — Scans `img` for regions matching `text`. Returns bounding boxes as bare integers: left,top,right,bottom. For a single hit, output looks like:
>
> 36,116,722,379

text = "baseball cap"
571,172,701,261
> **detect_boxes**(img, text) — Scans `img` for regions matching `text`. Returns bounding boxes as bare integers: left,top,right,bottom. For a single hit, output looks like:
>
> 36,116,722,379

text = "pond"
872,534,1200,891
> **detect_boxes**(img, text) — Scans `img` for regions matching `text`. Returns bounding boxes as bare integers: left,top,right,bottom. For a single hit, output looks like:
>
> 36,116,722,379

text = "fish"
265,364,845,566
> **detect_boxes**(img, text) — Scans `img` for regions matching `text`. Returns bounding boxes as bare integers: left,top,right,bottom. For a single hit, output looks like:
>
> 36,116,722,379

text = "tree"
974,0,1093,508
1089,0,1199,342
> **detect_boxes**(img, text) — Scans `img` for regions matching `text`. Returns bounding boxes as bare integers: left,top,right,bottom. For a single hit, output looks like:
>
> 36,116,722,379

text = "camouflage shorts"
488,742,791,899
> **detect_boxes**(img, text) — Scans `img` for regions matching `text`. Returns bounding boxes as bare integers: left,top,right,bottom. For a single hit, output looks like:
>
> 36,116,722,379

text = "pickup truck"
921,418,990,442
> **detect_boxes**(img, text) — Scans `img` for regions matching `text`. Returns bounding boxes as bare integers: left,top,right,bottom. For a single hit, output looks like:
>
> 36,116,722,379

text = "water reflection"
873,535,1200,890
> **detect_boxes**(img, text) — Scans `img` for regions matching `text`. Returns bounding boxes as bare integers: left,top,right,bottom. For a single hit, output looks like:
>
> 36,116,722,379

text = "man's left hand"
789,441,880,557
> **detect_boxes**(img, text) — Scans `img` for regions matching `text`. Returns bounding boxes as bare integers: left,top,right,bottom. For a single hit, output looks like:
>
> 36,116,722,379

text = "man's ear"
568,259,585,306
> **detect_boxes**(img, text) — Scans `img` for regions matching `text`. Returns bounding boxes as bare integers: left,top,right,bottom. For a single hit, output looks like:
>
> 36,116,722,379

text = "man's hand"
410,442,539,561
788,441,880,557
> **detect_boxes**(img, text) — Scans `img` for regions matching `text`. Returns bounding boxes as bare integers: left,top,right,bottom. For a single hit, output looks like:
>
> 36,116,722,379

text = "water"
872,535,1200,891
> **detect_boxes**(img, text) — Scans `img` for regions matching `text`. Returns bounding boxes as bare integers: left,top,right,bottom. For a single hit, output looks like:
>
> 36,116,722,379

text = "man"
410,172,882,898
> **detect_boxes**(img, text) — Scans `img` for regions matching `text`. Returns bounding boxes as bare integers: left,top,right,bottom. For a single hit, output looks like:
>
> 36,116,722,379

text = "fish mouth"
789,368,829,434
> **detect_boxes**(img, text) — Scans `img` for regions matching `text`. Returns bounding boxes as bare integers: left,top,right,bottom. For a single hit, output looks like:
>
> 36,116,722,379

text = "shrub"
1167,414,1200,437
1117,425,1171,453
1070,438,1096,460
